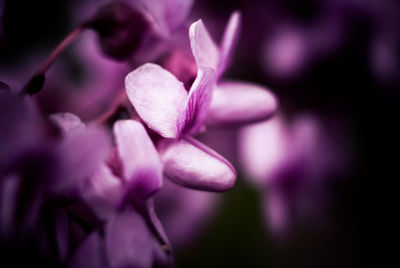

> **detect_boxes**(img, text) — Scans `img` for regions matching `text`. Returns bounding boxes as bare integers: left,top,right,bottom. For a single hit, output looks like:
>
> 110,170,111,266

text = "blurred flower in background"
240,114,349,236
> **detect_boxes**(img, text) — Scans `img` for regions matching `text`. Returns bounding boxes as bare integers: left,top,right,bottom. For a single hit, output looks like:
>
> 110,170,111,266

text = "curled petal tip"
189,19,220,71
218,11,242,76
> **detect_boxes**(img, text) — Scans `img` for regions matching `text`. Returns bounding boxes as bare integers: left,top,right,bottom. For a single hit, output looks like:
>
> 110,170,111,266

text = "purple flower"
53,117,170,267
79,119,163,216
0,93,115,264
125,12,278,192
68,209,167,268
188,12,278,126
69,0,194,61
125,61,236,191
240,114,348,235
135,0,194,37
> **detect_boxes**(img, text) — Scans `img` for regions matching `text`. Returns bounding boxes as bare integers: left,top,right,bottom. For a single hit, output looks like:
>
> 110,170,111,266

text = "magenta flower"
63,117,164,217
0,92,116,267
240,114,347,235
126,62,235,192
52,116,170,267
189,12,278,126
135,0,194,37
125,12,278,192
68,0,194,61
69,209,167,268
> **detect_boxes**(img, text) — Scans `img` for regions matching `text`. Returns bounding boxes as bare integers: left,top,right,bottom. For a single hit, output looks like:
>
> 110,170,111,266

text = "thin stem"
132,199,172,256
19,24,87,97
37,25,85,78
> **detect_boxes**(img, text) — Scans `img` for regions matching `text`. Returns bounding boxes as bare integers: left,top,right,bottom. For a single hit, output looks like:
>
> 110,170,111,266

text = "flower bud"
87,2,150,61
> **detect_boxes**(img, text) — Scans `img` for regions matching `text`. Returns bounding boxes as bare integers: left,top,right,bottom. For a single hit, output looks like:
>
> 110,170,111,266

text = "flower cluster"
0,0,278,267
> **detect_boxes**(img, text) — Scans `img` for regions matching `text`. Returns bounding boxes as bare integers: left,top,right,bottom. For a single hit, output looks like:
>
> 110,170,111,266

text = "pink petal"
113,120,163,200
125,63,187,138
158,137,236,192
55,126,111,193
189,19,220,71
105,211,157,268
180,66,216,135
137,0,194,36
239,117,289,186
80,164,123,220
218,12,241,77
207,81,278,126
264,190,290,235
50,112,85,133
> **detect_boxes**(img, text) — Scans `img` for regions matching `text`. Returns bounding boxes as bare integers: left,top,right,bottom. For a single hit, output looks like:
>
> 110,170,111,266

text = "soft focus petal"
207,81,278,126
114,120,163,200
180,67,216,135
262,27,309,77
158,137,236,192
54,126,111,193
50,112,85,133
68,231,109,268
125,63,187,138
239,116,288,185
137,0,194,36
289,115,347,181
218,12,241,77
189,19,220,70
80,164,123,220
105,210,158,268
264,190,290,235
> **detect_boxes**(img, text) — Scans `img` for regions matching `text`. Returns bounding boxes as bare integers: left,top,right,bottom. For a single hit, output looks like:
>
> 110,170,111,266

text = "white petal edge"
125,63,187,138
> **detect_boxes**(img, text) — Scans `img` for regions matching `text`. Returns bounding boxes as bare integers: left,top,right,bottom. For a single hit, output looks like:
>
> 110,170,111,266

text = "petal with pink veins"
180,66,216,135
